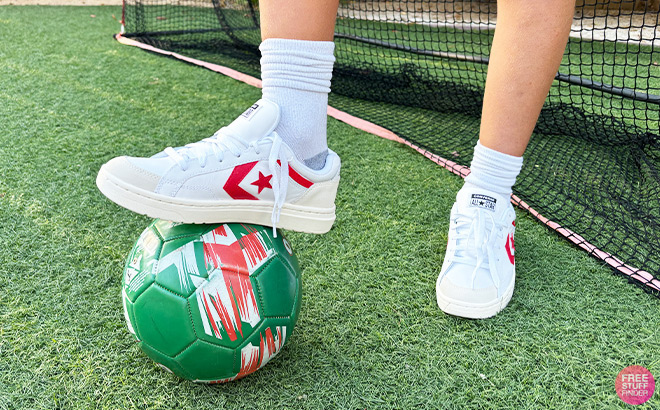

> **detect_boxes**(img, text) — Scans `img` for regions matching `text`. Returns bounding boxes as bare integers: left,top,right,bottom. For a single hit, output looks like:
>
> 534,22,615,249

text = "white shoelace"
450,209,505,291
267,136,288,238
163,129,289,237
164,128,248,170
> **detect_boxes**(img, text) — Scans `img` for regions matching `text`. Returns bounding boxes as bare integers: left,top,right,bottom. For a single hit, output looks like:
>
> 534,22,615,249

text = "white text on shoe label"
470,194,497,212
241,103,261,120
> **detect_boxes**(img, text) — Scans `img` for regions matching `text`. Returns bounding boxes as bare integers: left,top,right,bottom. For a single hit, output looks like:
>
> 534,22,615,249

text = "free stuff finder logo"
616,366,655,405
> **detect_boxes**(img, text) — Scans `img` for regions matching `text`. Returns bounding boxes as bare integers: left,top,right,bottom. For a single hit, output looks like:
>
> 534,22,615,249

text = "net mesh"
120,0,660,295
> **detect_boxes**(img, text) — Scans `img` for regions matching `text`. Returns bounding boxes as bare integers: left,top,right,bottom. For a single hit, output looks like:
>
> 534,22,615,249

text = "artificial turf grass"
0,5,659,410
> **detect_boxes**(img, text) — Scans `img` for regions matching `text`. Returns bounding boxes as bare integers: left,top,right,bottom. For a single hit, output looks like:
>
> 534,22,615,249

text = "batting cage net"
118,0,660,295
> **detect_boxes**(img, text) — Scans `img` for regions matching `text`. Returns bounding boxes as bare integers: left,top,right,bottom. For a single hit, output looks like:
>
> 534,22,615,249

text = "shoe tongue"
223,99,280,143
457,188,509,215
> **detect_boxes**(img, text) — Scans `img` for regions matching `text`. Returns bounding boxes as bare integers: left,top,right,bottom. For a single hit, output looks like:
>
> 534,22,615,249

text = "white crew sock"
463,141,524,196
259,38,335,170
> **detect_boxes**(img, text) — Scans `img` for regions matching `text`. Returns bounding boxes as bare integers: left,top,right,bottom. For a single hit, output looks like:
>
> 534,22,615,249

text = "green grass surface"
0,6,659,410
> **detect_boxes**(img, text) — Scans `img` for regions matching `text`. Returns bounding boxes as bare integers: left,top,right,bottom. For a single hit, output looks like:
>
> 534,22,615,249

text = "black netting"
121,0,660,295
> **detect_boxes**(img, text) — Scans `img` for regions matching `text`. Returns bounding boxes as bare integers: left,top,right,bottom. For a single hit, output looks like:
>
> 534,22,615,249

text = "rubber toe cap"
101,156,162,192
436,276,499,305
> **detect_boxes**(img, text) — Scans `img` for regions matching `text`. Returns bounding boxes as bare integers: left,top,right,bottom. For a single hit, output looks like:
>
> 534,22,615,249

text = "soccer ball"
121,220,302,383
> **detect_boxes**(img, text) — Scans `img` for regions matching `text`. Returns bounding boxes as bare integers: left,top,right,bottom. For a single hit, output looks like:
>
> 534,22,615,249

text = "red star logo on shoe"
505,221,515,265
251,171,272,194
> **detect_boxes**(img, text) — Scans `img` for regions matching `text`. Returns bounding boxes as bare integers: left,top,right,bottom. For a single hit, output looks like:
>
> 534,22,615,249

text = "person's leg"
480,0,576,157
97,0,342,234
437,0,575,319
258,0,340,170
260,0,338,41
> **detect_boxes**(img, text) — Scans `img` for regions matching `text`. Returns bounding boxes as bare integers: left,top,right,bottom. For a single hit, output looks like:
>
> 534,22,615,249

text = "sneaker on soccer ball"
436,186,516,319
96,99,341,234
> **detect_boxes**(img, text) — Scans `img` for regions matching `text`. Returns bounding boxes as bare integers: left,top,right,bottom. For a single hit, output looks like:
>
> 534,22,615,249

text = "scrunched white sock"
260,38,335,170
464,141,524,196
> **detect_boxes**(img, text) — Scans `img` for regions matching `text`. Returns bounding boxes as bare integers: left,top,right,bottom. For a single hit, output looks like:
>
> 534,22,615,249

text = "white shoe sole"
96,166,337,234
435,275,515,319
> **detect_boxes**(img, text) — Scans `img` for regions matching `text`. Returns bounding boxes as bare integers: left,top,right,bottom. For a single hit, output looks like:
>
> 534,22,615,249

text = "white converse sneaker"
96,99,341,234
436,187,516,319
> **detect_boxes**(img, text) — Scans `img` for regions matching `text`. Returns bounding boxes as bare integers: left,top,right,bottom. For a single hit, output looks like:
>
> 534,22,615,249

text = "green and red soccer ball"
121,221,302,383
